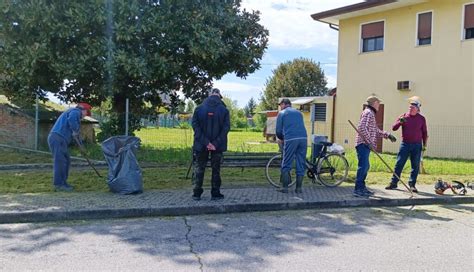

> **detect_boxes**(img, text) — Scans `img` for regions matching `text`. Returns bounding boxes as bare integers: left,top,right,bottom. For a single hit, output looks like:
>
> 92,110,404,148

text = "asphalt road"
0,204,472,271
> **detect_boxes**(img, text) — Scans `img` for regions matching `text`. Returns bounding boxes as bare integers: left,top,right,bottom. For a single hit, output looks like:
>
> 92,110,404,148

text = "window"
313,103,326,122
361,21,384,52
300,104,310,112
465,4,474,40
417,12,432,45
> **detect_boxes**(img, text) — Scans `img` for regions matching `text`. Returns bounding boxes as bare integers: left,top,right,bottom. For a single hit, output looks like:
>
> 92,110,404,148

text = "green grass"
1,167,473,194
1,128,474,193
0,148,53,164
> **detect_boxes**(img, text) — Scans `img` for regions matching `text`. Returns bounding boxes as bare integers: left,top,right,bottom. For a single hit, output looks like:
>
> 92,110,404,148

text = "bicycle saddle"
319,141,333,147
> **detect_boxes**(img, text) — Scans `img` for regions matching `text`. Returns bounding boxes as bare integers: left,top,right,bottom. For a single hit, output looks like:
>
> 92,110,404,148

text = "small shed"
261,110,279,142
275,95,336,144
0,101,98,150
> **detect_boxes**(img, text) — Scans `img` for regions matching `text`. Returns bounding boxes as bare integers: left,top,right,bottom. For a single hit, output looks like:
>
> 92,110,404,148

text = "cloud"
242,0,359,50
326,74,337,89
214,81,262,95
213,80,264,107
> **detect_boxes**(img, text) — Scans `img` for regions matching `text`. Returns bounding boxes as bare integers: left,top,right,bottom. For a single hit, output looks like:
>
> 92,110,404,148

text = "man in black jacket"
191,88,230,200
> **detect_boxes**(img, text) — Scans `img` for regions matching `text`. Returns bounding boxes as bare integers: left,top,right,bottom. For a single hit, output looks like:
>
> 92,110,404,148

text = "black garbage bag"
101,136,143,194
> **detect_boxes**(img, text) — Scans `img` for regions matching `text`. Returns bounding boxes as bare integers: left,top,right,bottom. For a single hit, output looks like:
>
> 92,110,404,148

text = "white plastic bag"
328,143,345,154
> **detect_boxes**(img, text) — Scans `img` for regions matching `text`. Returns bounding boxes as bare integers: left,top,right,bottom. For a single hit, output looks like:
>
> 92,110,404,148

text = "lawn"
1,128,473,193
1,166,473,194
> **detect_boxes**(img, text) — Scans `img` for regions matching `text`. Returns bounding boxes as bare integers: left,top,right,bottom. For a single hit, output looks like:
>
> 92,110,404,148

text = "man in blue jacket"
48,103,92,192
276,98,307,193
191,88,230,200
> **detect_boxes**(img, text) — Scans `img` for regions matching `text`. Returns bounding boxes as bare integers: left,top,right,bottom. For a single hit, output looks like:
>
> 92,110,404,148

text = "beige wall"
335,0,474,159
300,97,334,145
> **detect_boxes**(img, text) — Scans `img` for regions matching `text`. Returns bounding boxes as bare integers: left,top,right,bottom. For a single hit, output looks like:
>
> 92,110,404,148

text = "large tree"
0,0,268,136
260,58,328,110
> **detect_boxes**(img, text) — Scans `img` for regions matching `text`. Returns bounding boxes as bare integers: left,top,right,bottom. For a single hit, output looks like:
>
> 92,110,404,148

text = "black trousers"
192,150,223,196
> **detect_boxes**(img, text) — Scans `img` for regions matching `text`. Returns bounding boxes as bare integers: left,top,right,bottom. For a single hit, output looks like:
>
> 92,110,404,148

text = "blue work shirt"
50,108,82,145
276,107,307,141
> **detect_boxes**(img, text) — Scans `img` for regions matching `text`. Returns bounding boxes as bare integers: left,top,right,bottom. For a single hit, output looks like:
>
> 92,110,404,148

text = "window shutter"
313,103,326,122
361,21,384,39
418,12,432,39
466,4,474,29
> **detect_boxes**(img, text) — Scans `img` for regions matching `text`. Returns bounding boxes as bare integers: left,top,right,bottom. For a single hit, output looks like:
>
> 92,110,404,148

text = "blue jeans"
355,144,371,191
48,133,71,187
391,142,422,186
282,138,307,177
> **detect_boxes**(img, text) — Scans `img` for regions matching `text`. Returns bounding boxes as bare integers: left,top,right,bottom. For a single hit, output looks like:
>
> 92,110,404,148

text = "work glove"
387,134,397,143
422,145,427,152
399,117,406,124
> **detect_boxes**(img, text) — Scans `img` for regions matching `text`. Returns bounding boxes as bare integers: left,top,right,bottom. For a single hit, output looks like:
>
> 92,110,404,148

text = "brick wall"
0,105,36,149
1,105,96,150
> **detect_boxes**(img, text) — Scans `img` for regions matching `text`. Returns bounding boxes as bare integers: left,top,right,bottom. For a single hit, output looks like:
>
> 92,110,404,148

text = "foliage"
260,58,328,110
243,97,257,117
0,0,268,132
252,104,267,129
185,100,196,113
222,96,247,129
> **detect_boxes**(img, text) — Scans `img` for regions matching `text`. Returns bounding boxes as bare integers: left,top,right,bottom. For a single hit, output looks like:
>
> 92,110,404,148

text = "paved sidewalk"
0,185,472,224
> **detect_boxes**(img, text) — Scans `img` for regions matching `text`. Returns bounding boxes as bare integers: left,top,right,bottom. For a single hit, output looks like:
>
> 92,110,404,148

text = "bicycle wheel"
317,153,349,187
265,154,296,188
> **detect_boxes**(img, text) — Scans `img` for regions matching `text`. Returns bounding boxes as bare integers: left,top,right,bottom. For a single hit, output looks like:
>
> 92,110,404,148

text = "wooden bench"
185,152,279,179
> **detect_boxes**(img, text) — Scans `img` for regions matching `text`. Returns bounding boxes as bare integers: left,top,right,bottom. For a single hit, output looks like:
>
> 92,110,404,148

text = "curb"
1,195,472,224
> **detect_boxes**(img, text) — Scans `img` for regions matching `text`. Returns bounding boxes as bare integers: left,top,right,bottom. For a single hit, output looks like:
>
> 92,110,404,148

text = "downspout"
331,94,336,142
328,23,338,141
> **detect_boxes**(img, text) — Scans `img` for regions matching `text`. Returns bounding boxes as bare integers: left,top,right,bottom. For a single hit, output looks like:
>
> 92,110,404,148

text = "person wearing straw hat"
354,95,396,197
385,96,428,193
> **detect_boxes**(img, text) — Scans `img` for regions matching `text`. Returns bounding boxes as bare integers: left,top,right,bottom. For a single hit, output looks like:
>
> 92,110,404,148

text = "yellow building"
312,0,474,159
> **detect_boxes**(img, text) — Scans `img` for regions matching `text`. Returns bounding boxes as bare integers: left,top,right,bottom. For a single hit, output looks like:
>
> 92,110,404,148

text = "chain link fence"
1,97,473,166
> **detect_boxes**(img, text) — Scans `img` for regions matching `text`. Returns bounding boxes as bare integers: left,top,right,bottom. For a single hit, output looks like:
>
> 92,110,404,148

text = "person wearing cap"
385,96,428,193
47,102,92,192
275,98,307,193
354,95,396,197
191,88,230,200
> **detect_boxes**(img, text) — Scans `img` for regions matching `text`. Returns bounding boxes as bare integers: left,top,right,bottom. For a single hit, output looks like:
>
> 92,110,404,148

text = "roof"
278,96,333,105
311,0,427,25
0,96,98,123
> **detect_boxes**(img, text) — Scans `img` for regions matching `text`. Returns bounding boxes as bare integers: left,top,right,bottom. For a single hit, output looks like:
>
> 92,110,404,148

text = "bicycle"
265,141,349,188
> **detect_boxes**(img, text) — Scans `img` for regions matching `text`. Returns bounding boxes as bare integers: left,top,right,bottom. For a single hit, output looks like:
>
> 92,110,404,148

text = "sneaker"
277,188,288,193
363,188,375,196
410,185,418,193
353,190,370,198
54,184,74,192
211,193,224,200
192,195,201,201
385,183,398,190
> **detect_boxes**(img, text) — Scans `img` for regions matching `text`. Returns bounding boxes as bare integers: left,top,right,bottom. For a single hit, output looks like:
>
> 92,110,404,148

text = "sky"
214,0,361,107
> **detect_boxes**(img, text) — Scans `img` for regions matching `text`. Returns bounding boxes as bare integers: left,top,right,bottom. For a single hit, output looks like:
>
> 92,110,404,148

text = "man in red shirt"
386,96,428,193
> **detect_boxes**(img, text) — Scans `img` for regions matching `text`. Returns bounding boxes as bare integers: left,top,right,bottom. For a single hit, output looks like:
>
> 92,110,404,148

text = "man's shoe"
363,188,375,196
211,193,224,200
385,183,398,190
54,185,74,192
192,195,201,201
410,185,418,193
353,190,370,198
